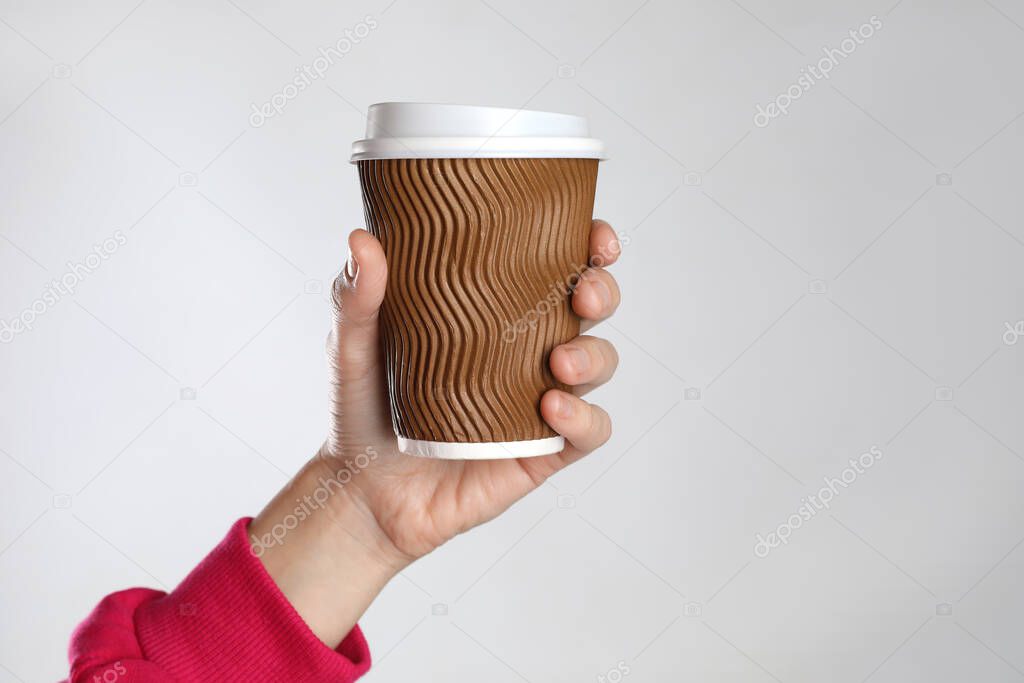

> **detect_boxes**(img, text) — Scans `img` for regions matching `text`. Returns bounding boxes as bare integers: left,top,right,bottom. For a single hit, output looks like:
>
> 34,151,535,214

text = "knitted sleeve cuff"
134,518,371,682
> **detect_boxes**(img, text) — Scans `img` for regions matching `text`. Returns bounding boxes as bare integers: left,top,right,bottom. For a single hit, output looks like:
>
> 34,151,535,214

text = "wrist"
311,443,419,569
250,457,404,647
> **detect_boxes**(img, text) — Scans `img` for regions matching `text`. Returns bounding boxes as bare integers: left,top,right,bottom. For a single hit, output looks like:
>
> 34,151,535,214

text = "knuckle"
589,221,622,266
579,335,617,376
331,274,348,317
587,404,613,446
600,339,620,375
603,272,621,304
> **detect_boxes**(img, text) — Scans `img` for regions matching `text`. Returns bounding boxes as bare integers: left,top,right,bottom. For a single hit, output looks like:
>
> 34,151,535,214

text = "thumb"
329,229,387,383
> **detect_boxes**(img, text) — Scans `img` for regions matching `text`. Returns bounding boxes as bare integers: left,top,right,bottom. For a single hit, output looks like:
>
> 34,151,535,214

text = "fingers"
573,268,620,331
540,389,612,455
575,219,622,333
549,335,619,396
328,229,388,382
521,219,621,479
589,219,621,268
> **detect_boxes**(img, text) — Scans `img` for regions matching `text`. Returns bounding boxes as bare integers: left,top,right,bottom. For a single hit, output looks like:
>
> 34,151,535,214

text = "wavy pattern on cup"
357,157,598,443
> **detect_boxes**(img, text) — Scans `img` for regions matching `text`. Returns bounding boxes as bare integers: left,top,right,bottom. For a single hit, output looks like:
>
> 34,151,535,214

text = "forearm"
249,456,407,648
67,511,375,682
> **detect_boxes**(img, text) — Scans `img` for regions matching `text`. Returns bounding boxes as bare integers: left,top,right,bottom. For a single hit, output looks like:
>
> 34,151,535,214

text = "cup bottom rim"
397,435,565,460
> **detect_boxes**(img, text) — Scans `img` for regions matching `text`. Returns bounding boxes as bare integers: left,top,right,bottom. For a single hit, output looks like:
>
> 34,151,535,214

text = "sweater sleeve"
66,517,372,682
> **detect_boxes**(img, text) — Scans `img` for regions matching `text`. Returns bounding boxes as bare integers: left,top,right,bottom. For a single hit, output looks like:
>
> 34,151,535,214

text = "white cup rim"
350,102,606,162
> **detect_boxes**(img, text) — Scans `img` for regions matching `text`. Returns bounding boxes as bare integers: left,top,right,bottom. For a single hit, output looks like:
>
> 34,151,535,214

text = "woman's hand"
251,220,621,646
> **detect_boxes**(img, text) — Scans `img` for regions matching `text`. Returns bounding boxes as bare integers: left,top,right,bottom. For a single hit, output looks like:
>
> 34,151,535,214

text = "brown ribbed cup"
357,157,598,444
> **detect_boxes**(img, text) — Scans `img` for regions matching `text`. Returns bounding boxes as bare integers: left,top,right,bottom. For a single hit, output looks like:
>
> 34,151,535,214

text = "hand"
322,218,621,558
251,220,622,646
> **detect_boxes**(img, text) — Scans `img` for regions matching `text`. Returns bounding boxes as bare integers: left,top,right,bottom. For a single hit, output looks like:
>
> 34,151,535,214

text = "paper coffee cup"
351,102,605,459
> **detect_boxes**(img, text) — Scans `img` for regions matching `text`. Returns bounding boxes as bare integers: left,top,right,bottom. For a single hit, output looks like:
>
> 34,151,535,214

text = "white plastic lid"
350,102,606,162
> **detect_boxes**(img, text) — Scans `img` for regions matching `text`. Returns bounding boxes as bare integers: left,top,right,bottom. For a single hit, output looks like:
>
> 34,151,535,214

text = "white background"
2,0,1024,681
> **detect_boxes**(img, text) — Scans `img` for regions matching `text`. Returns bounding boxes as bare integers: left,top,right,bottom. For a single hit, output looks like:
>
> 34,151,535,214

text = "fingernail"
565,346,590,374
345,251,359,283
590,278,612,309
555,394,573,419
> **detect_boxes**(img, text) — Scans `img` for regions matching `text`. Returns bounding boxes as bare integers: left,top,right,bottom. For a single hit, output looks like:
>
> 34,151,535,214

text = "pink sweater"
65,518,371,682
